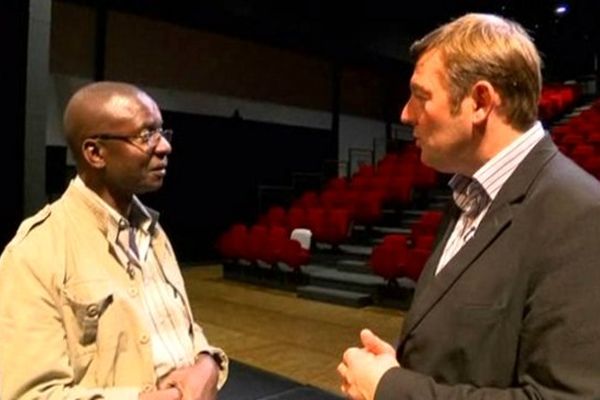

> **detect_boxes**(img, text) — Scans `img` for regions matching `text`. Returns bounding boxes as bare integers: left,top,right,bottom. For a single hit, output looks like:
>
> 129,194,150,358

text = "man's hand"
157,354,219,400
139,387,181,400
360,329,396,357
337,329,400,400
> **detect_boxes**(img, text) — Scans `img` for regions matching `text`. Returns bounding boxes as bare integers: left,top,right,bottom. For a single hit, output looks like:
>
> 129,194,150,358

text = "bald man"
0,81,228,400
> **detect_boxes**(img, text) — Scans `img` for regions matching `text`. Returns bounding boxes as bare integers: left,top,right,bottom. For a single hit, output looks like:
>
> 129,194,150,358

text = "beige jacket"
0,181,228,399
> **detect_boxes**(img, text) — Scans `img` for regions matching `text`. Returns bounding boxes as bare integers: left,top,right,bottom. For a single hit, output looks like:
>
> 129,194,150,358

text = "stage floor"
182,264,405,396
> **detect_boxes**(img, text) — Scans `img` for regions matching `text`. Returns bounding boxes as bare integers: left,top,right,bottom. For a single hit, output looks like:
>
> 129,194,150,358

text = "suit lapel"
401,204,513,337
410,204,460,299
399,135,558,342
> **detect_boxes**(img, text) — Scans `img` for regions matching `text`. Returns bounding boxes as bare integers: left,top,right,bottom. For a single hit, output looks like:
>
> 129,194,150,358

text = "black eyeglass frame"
91,127,173,148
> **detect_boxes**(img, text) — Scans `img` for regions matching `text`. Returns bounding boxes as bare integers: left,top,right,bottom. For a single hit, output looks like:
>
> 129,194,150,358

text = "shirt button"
140,334,150,344
128,287,138,297
86,304,99,317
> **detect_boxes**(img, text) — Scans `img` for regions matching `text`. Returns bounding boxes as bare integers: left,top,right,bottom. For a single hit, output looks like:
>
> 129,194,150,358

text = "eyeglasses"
92,127,173,149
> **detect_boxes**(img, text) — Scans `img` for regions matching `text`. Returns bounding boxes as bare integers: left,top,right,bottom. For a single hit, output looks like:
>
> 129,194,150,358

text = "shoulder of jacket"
7,204,53,248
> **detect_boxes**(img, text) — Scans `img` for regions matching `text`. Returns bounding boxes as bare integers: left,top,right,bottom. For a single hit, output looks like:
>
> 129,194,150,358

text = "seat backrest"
290,228,312,250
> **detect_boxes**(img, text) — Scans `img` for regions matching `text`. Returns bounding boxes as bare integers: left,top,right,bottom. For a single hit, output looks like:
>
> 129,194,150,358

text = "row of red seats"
539,82,581,123
370,234,430,282
217,224,310,270
257,205,352,245
293,189,387,227
552,106,600,148
352,146,438,191
286,147,438,227
551,98,600,178
217,147,440,274
369,210,443,282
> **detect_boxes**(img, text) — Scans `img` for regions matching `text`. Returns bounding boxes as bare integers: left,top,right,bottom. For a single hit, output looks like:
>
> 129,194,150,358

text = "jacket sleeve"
191,322,229,389
375,205,600,400
0,245,140,400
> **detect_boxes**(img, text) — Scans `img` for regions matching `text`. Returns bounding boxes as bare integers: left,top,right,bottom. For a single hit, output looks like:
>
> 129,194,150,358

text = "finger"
163,387,182,400
344,383,361,400
337,361,347,378
340,382,350,397
157,377,174,390
342,346,360,364
360,328,395,356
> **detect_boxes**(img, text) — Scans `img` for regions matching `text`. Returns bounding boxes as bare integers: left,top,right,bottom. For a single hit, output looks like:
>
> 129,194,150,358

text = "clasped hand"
140,354,220,400
337,329,400,400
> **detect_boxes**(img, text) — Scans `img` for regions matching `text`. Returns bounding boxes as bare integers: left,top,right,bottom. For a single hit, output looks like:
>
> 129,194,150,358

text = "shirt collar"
72,175,159,235
450,121,546,202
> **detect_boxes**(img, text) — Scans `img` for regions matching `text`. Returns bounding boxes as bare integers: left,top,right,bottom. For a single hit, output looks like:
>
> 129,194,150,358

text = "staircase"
221,181,452,309
295,188,450,308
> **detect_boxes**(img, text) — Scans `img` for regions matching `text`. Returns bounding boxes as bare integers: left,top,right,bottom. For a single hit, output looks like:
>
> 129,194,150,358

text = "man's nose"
155,135,172,154
400,103,412,126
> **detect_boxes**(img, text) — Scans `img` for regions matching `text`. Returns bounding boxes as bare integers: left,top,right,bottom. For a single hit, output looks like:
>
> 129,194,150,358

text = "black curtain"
142,111,337,263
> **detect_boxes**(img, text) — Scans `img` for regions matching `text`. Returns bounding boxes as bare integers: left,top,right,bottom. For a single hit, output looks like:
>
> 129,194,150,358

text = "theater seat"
369,234,409,282
281,240,310,270
290,228,312,250
216,223,248,260
405,248,430,281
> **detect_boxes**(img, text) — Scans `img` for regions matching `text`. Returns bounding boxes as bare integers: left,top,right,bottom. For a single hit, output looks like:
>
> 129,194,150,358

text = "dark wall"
142,111,336,263
50,2,409,122
0,0,27,248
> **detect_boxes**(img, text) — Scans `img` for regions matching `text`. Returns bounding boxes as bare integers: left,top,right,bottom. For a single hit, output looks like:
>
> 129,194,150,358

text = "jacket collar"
66,177,160,238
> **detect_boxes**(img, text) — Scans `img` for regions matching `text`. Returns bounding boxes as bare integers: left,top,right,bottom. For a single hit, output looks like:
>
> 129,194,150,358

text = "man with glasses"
0,81,228,399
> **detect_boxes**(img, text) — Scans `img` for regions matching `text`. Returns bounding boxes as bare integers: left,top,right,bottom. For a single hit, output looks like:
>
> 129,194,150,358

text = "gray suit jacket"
376,135,600,399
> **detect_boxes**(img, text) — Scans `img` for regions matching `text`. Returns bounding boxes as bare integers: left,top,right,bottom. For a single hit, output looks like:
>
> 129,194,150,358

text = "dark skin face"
76,89,172,216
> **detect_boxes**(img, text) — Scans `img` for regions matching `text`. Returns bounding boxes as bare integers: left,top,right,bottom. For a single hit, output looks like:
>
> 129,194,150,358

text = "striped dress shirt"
436,122,546,275
73,177,196,379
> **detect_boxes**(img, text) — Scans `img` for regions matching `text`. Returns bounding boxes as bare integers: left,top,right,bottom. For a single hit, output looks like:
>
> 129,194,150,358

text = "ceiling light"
554,4,569,15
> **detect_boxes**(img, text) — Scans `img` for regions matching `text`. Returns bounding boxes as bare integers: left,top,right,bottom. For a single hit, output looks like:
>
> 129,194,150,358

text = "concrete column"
24,0,52,216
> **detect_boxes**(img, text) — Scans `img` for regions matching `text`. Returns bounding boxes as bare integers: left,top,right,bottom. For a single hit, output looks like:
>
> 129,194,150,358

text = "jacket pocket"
66,293,113,345
62,284,114,360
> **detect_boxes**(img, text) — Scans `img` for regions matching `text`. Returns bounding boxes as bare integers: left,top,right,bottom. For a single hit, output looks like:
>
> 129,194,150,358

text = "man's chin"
420,153,446,173
137,180,164,194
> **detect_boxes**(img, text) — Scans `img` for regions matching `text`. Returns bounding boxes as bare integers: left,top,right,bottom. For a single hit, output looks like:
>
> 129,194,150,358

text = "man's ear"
470,81,499,125
81,139,106,168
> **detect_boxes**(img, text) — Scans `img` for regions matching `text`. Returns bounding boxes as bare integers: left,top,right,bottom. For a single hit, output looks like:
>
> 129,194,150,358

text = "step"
305,257,371,275
335,258,370,273
297,285,372,308
372,226,410,235
353,225,411,235
381,208,401,216
432,193,452,201
338,244,372,256
401,209,426,218
303,265,384,294
428,201,448,210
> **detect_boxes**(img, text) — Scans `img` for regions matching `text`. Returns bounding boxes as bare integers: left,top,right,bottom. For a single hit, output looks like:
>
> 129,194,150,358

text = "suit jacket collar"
399,134,558,342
